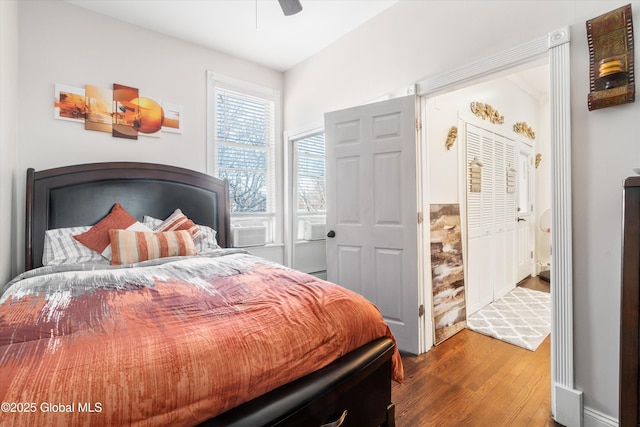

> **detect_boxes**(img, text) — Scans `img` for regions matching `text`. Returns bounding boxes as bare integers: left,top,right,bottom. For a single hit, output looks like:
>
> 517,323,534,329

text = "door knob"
518,217,527,222
327,230,336,238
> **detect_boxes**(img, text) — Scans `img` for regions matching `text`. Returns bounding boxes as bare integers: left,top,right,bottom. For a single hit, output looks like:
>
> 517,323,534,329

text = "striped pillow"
152,209,203,242
109,229,197,265
144,216,220,252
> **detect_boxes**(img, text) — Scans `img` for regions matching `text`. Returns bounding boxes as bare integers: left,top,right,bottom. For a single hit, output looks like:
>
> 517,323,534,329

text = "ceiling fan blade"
278,0,303,16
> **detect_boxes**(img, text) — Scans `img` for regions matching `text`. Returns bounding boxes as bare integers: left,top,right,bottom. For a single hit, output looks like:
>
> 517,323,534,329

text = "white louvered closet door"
493,134,517,300
465,124,517,315
466,124,494,314
504,140,517,292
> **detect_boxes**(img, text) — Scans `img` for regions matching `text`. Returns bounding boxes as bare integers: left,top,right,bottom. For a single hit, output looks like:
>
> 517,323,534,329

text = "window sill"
236,242,283,250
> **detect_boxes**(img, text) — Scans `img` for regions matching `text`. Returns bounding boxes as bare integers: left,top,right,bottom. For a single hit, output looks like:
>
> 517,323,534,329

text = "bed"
0,162,403,427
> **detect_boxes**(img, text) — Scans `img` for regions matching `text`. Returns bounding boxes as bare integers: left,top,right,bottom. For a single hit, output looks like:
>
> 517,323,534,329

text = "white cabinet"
465,124,516,315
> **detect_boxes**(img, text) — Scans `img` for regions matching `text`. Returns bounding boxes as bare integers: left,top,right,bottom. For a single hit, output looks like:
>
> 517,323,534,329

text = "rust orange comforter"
0,250,402,426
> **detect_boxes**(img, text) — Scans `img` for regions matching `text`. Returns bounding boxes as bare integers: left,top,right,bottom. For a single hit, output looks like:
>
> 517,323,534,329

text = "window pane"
212,82,276,216
298,175,325,212
218,145,266,171
219,169,267,213
296,134,325,214
297,134,325,156
298,156,324,177
216,92,269,147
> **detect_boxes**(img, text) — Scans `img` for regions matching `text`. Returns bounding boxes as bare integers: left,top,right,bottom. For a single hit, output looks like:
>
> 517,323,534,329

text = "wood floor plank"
392,278,562,427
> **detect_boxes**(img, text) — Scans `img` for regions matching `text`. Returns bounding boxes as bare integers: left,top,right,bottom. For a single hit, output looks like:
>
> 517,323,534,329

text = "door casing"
416,27,579,424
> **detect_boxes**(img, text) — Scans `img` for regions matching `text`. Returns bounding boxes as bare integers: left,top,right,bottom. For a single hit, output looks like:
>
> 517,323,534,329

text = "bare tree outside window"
216,90,273,213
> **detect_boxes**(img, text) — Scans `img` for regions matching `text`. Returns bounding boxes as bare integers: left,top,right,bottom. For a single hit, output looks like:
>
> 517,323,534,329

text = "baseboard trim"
583,406,618,427
553,384,618,427
555,383,584,427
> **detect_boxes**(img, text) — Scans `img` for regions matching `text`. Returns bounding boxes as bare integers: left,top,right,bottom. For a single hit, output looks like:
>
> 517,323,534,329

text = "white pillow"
143,215,221,252
142,216,162,228
43,226,109,266
194,224,221,252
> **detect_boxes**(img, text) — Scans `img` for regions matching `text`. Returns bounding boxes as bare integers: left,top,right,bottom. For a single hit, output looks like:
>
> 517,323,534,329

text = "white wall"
15,0,284,271
0,0,18,282
284,0,638,422
284,1,572,132
425,75,548,204
19,1,282,174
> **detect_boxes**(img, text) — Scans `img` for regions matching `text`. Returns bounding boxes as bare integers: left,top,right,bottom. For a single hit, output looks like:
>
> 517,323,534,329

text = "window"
216,90,273,213
295,133,325,214
293,132,326,241
207,72,281,244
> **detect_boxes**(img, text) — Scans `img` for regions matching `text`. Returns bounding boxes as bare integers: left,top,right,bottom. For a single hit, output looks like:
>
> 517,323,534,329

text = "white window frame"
206,71,282,245
284,127,326,270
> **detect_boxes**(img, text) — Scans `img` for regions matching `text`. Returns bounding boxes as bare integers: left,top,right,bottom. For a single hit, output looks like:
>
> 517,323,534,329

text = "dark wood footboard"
201,337,396,427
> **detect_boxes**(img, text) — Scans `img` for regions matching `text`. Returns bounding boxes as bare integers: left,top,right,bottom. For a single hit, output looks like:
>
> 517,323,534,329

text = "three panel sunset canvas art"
54,83,183,138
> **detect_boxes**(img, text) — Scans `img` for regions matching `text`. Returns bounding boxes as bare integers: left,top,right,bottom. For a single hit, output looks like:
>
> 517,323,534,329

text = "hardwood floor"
391,277,563,427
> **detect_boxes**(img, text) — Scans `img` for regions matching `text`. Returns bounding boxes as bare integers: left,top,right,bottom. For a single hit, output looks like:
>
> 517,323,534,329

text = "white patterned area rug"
467,287,551,351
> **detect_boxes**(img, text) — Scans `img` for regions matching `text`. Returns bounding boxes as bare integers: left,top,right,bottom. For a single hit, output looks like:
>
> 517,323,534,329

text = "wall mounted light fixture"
587,4,635,110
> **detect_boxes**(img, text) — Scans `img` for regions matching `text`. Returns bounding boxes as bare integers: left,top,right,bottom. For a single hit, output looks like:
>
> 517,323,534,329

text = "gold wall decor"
470,102,504,124
535,153,542,168
513,122,536,139
445,126,457,150
587,4,635,110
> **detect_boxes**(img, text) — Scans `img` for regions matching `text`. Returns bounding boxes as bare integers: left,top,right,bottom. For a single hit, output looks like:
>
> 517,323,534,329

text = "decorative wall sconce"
535,153,542,168
587,4,635,110
513,122,536,140
445,126,457,150
470,102,504,124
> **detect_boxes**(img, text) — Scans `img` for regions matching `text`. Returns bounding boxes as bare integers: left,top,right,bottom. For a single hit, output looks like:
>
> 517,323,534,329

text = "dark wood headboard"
25,162,231,270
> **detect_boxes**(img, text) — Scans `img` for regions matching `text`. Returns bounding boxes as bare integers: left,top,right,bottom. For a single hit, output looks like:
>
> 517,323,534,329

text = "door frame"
416,27,580,425
283,126,325,271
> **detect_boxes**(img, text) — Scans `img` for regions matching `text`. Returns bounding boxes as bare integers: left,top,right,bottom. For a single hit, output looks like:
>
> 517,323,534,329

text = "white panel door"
325,95,420,355
516,140,534,282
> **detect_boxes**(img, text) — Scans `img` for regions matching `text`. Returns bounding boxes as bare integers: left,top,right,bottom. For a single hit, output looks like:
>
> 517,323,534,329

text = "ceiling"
65,0,399,72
